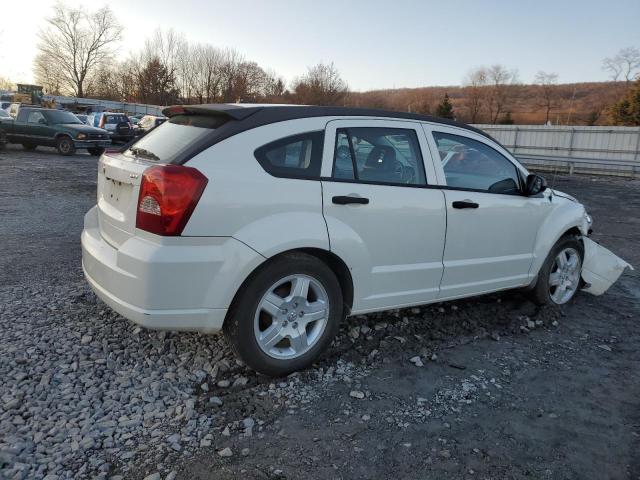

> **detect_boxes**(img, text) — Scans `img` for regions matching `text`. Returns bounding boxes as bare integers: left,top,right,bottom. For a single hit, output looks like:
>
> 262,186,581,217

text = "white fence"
473,124,640,177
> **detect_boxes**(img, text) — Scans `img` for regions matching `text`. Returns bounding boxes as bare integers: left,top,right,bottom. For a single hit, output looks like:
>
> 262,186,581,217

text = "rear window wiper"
129,147,159,161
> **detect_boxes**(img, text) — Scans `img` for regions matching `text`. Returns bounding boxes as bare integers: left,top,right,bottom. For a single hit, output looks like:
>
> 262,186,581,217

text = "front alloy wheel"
549,247,582,304
530,235,584,306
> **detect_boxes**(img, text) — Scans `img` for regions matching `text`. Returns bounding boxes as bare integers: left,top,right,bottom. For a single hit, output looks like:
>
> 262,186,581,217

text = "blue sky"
1,0,639,90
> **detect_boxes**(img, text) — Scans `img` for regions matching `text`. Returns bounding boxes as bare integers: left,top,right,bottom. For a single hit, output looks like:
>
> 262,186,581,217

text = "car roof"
162,103,492,140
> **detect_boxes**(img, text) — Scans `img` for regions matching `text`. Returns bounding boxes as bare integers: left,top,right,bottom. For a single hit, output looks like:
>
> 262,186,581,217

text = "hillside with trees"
344,80,623,125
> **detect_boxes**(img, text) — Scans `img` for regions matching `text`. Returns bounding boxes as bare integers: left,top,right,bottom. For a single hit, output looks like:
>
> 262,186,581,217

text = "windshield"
46,110,83,125
125,114,224,163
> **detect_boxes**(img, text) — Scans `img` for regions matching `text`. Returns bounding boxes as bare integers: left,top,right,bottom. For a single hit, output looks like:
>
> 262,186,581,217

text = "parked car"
134,115,167,136
91,112,135,143
0,107,111,155
81,104,629,377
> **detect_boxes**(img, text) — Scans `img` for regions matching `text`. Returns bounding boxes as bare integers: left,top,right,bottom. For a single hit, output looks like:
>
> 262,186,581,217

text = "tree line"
7,3,639,125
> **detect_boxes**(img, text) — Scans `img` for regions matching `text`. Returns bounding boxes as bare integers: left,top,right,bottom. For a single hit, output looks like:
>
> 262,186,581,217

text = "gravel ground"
1,145,639,480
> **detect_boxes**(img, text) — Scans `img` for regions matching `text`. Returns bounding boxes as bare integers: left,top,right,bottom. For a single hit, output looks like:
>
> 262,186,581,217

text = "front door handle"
452,200,479,209
332,195,369,205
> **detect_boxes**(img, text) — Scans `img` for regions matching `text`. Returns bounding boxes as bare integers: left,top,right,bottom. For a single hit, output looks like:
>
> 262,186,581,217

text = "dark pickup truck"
0,107,111,156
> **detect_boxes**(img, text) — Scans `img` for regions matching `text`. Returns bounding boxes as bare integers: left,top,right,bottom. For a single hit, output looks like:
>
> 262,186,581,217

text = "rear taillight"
136,165,208,236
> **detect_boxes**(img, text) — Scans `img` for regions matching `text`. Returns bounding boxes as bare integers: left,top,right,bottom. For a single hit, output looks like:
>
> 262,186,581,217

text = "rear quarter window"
254,131,324,179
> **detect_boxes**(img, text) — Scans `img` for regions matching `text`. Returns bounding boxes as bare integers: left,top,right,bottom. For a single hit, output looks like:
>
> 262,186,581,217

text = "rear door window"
254,131,324,179
332,127,426,185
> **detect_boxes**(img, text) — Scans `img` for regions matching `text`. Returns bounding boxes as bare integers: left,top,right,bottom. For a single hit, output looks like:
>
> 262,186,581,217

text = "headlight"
584,211,592,225
77,133,87,140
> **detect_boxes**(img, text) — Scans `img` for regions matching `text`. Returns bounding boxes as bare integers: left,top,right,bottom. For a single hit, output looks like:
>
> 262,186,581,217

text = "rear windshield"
124,114,225,163
105,114,129,124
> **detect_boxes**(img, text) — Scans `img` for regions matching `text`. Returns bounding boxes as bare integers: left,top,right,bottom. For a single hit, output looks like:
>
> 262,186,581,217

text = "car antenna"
548,162,558,202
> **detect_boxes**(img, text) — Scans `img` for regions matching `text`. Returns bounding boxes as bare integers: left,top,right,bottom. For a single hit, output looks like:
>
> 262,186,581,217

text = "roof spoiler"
162,104,261,121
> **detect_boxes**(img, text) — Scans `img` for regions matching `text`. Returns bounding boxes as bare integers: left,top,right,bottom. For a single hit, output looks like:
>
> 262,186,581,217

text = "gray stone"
218,447,233,457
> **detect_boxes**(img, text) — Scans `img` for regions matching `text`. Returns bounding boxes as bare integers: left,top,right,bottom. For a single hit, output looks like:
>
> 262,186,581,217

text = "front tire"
224,252,344,377
531,235,583,305
56,136,76,156
88,147,105,156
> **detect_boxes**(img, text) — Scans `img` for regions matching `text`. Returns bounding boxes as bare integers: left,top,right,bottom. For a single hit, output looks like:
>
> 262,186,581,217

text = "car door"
320,119,446,314
424,125,550,300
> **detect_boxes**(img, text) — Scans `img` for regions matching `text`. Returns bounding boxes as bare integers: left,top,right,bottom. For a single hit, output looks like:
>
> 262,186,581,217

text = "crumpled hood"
550,189,578,203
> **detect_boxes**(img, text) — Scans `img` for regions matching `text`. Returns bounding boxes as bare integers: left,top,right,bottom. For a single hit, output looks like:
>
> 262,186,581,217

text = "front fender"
529,197,589,277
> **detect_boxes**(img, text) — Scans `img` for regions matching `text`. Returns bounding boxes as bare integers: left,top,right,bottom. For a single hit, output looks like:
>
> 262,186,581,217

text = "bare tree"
485,65,518,124
0,76,14,91
36,2,122,97
292,62,348,106
534,71,559,123
603,47,640,84
33,53,65,95
462,67,488,123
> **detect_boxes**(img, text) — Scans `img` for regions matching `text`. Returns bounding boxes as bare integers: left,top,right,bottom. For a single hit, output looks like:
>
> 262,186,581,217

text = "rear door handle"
452,200,479,209
332,195,369,205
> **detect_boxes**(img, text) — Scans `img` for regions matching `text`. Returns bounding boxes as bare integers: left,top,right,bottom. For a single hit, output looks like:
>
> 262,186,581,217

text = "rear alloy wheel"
56,136,76,156
224,252,343,376
88,147,105,156
254,274,330,360
22,143,37,151
531,236,583,305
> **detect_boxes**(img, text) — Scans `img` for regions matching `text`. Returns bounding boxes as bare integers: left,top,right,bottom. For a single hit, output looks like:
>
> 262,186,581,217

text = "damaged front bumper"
581,237,633,295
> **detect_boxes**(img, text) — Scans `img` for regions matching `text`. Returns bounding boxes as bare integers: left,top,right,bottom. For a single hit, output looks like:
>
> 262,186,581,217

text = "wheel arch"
530,214,587,279
223,247,354,327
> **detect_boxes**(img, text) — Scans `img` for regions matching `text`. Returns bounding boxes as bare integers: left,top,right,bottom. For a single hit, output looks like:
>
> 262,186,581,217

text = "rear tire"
56,136,76,156
224,252,344,377
88,147,105,156
530,235,584,306
22,143,37,151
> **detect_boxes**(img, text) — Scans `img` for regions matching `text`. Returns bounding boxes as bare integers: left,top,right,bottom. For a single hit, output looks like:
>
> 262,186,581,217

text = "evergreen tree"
498,112,514,124
609,78,640,126
435,93,455,119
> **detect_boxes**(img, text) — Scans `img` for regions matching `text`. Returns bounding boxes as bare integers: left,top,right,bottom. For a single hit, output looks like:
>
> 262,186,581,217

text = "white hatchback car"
82,104,624,376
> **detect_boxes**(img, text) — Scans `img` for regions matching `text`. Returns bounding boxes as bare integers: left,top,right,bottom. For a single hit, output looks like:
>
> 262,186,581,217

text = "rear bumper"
108,133,135,142
81,206,265,333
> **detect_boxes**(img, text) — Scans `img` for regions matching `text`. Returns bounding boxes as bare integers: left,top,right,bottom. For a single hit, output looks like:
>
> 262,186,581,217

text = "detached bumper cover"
581,237,633,295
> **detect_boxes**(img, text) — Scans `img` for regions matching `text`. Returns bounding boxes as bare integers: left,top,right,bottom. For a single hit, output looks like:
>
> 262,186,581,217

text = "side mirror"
525,173,547,196
38,118,47,125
